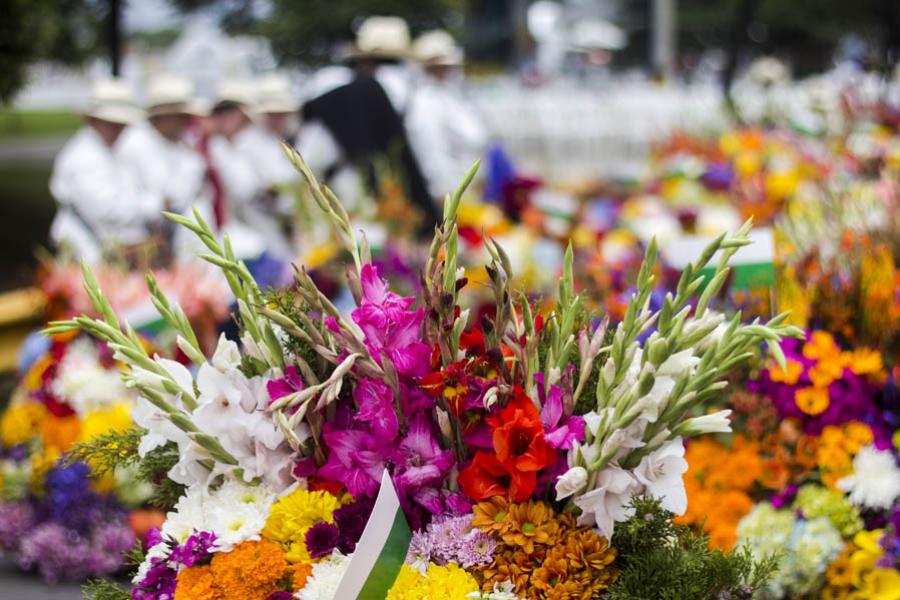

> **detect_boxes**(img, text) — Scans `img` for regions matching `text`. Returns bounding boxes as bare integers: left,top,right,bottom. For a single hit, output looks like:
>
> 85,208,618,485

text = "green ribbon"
356,507,412,599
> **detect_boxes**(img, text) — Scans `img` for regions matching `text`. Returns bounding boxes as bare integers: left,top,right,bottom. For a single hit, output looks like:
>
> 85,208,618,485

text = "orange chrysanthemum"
501,501,560,553
471,496,510,535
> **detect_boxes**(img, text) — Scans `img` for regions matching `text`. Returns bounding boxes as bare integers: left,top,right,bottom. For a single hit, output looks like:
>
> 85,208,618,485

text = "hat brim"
148,102,207,118
87,106,144,125
256,100,300,114
345,47,411,62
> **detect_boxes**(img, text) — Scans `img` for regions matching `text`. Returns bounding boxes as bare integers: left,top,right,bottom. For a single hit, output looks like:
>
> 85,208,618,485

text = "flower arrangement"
50,148,801,599
0,331,150,582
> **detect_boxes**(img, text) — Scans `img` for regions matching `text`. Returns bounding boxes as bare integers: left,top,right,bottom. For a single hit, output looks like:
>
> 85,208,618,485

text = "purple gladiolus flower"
267,366,304,406
534,373,585,449
355,378,400,441
318,428,387,498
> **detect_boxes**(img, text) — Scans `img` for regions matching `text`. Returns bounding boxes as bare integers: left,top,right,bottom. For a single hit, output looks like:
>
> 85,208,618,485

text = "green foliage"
81,579,131,600
137,442,187,510
264,286,318,368
1,0,107,103
0,109,81,139
66,428,143,476
609,496,780,600
65,428,185,510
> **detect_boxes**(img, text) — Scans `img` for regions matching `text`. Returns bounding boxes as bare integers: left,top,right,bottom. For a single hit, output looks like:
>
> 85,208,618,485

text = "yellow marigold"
0,402,46,447
210,540,287,599
795,386,830,416
387,563,478,600
262,488,342,562
175,565,220,600
501,501,560,554
810,355,847,388
40,414,81,453
843,422,875,454
826,547,856,588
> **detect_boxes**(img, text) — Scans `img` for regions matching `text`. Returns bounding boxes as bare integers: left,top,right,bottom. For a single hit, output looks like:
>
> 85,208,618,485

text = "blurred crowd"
48,16,488,286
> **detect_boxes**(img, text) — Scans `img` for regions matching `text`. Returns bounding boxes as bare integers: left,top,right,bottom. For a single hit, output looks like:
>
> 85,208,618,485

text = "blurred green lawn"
0,109,80,139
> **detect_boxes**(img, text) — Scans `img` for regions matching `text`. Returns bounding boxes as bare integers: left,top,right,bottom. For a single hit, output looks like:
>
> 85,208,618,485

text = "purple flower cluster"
17,521,134,584
749,336,890,443
304,497,375,558
133,530,218,600
0,501,35,551
405,514,496,569
311,265,457,527
0,461,135,583
877,508,900,569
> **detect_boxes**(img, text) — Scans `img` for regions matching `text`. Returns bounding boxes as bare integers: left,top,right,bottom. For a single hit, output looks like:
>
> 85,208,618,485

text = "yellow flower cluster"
387,563,479,600
817,422,874,489
0,401,46,447
261,488,343,562
823,530,900,600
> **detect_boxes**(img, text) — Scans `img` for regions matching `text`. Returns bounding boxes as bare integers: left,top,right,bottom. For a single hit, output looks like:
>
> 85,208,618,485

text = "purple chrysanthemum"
0,501,35,551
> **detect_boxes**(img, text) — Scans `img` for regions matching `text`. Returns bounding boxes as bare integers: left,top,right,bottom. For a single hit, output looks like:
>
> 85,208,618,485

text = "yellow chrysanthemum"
78,402,133,443
842,422,874,454
388,563,479,600
262,488,342,562
848,348,884,378
0,402,46,447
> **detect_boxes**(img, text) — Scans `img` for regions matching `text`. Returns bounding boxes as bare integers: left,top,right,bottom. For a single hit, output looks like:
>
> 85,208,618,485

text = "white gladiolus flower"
634,438,689,515
682,410,733,435
657,349,700,377
574,466,640,539
211,333,243,371
838,445,900,510
555,466,589,500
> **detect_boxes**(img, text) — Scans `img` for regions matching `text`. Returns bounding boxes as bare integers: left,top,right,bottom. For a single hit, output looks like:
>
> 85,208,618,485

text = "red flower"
487,387,557,472
460,328,486,356
459,386,560,502
458,451,537,502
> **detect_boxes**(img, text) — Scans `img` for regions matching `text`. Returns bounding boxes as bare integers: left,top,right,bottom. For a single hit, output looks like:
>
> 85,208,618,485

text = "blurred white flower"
838,445,900,510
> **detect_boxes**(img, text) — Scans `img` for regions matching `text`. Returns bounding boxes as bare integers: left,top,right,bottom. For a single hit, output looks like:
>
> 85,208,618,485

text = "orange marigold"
175,565,219,600
291,562,313,592
210,540,288,600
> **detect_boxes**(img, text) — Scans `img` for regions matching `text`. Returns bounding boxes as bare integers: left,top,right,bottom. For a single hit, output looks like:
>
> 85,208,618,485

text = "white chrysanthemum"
838,445,900,510
51,337,129,416
208,499,268,552
295,551,352,600
161,487,209,545
132,541,170,585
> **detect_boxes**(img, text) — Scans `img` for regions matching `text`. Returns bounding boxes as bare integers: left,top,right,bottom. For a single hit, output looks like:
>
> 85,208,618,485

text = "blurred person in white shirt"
49,79,162,263
117,74,209,263
407,30,488,201
233,73,300,259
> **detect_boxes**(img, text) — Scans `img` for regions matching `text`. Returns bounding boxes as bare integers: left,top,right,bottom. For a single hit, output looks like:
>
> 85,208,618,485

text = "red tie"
198,133,227,229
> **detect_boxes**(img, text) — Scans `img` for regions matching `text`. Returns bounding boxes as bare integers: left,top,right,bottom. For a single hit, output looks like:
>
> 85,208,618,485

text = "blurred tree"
170,0,463,64
0,0,115,103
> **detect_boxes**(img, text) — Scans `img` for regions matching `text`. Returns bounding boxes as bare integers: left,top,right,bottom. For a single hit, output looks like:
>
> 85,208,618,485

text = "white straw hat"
215,79,256,107
255,73,299,113
348,16,412,61
87,79,144,125
146,73,205,116
413,30,463,66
